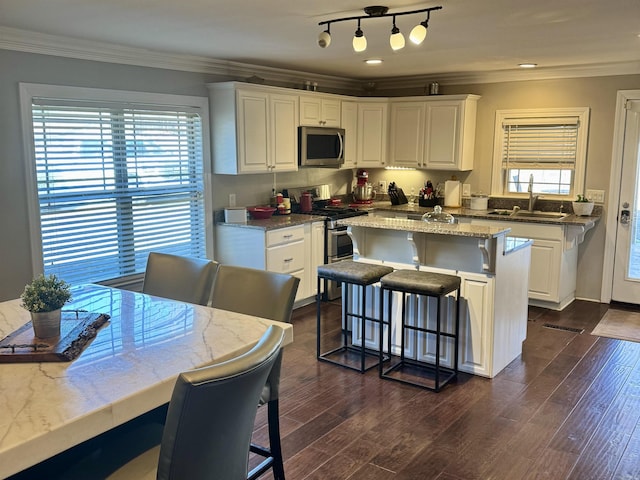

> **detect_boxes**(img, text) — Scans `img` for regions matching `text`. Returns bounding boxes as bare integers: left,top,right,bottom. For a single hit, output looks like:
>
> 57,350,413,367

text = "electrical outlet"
585,189,605,203
378,180,387,192
228,193,236,207
462,183,471,197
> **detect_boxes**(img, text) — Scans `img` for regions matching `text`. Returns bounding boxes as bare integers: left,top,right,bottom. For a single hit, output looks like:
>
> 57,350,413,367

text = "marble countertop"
370,202,599,227
217,213,325,230
338,216,511,239
0,284,293,478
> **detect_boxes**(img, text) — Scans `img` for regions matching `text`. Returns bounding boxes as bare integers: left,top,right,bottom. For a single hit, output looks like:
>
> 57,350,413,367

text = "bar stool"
317,260,394,373
379,269,461,392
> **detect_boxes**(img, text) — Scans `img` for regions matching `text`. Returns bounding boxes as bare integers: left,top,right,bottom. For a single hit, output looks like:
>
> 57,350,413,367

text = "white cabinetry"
209,82,298,174
340,101,358,169
215,221,324,303
470,219,577,310
299,94,341,127
357,100,388,168
389,101,425,168
388,95,479,171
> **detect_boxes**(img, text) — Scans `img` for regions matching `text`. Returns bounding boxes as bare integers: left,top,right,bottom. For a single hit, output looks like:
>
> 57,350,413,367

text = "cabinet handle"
283,234,293,239
284,258,293,262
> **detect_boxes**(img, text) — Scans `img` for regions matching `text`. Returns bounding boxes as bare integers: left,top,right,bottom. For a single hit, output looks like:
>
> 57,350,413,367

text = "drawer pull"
284,258,294,262
283,234,293,239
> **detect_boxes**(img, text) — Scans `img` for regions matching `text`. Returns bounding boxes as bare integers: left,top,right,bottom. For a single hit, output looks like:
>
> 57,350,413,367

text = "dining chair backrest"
142,252,218,306
210,265,299,400
156,325,285,480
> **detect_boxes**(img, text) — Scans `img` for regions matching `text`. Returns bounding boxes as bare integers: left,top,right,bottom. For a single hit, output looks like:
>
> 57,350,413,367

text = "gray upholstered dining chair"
142,252,218,306
59,325,285,480
210,265,300,480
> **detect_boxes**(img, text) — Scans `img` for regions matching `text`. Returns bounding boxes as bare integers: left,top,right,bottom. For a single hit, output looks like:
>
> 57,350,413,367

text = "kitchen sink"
488,209,568,219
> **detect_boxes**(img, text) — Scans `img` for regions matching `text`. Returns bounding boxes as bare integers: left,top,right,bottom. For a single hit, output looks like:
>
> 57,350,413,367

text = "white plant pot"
572,201,594,216
31,308,62,338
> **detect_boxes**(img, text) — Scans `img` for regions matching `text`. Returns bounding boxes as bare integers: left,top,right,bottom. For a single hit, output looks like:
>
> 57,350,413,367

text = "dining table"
0,283,294,478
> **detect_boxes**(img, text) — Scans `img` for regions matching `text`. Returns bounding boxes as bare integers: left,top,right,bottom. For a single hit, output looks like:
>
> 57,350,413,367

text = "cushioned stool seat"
379,269,461,392
317,260,394,373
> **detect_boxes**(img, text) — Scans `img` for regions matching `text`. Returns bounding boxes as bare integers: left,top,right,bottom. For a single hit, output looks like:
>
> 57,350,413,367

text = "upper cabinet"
356,100,388,168
299,94,341,127
209,82,299,174
389,95,480,171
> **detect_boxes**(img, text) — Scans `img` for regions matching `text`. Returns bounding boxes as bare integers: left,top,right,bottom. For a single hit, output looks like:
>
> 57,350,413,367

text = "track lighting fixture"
352,19,367,52
389,15,405,51
318,5,441,53
318,24,331,48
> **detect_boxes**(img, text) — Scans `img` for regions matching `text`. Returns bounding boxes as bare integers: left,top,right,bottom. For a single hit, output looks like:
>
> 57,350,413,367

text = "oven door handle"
328,229,348,237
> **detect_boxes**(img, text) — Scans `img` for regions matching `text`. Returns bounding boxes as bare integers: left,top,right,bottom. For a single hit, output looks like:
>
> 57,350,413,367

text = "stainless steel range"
288,185,368,300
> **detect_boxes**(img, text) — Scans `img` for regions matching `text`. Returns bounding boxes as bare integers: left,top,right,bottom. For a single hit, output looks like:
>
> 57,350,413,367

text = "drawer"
266,240,305,273
266,225,305,247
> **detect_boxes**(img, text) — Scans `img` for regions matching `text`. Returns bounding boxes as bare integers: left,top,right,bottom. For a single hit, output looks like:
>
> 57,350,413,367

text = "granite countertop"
369,202,599,227
217,213,325,230
338,216,511,239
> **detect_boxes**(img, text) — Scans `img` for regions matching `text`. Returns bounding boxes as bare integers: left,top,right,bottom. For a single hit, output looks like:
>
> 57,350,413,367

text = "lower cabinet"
470,218,577,310
215,221,324,303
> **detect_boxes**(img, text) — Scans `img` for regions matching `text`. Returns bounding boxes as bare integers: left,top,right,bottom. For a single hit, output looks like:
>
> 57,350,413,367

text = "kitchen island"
337,216,532,378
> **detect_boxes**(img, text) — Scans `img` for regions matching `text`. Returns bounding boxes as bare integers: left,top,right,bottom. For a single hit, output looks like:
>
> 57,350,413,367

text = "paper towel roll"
444,180,461,207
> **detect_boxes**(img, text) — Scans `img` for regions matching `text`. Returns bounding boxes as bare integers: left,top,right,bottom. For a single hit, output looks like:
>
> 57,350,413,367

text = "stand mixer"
352,169,376,205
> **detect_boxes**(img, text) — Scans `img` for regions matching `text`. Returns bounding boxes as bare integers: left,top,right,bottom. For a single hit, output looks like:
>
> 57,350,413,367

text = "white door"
612,99,640,303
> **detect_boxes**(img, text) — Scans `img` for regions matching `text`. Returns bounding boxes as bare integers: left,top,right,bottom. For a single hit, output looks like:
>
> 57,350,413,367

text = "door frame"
602,89,640,303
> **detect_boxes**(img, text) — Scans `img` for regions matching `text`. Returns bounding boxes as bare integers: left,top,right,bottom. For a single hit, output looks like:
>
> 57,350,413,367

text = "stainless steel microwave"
298,126,345,168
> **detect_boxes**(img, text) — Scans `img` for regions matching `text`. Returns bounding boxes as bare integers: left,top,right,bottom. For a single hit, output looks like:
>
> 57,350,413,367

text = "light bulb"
318,30,331,48
353,34,367,52
352,22,367,52
390,28,405,51
409,22,427,45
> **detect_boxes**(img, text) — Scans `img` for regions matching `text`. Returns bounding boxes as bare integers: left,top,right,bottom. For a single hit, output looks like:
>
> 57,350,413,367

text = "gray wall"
2,48,638,303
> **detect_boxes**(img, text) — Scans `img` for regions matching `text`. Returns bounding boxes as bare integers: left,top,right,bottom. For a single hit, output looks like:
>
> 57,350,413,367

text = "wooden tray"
0,311,110,363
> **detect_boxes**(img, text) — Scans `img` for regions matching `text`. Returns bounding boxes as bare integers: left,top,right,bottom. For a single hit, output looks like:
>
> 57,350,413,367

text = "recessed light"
519,63,537,68
365,59,383,65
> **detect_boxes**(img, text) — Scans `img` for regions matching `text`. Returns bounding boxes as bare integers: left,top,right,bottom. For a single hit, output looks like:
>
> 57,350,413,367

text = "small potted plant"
21,274,72,338
572,194,594,216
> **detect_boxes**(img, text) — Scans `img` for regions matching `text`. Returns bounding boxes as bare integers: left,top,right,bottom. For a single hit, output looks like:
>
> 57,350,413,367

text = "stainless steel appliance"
298,126,345,168
288,184,367,300
312,205,368,300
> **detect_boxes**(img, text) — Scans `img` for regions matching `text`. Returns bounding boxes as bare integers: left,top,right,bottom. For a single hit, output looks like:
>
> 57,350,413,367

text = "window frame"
490,107,590,199
19,83,213,284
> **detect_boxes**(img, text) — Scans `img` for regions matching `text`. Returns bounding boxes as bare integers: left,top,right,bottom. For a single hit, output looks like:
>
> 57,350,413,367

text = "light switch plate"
585,189,605,203
229,193,236,207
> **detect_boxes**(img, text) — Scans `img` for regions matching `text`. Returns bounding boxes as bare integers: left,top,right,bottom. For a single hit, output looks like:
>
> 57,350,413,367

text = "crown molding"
2,26,639,94
0,27,360,92
367,61,640,91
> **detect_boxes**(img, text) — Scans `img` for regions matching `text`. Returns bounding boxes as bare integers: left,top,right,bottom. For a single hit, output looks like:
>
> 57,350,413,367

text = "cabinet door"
341,101,358,169
307,222,325,298
423,98,477,171
458,272,495,377
270,93,298,172
299,96,341,127
528,239,562,302
389,102,425,167
236,90,270,173
357,102,388,168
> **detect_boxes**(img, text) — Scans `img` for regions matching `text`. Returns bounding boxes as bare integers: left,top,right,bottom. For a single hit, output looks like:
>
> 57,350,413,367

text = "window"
491,108,590,198
20,84,212,285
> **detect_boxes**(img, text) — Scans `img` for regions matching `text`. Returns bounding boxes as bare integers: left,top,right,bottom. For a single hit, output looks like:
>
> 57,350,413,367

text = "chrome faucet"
527,174,538,211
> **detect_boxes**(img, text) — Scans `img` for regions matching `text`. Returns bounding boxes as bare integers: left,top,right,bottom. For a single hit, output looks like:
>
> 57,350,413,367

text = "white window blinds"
502,117,579,169
31,100,206,285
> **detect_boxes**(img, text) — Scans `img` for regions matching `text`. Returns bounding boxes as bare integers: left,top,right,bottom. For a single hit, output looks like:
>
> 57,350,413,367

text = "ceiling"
1,0,639,83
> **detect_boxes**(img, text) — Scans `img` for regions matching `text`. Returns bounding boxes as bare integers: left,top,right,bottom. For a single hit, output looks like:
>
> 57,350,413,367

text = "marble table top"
0,284,293,478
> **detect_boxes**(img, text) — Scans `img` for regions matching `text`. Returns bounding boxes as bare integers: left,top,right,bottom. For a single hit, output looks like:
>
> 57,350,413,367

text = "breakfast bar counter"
337,215,532,379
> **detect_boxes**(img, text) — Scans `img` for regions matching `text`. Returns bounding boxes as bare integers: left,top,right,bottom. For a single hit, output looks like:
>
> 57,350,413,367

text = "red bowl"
247,206,276,219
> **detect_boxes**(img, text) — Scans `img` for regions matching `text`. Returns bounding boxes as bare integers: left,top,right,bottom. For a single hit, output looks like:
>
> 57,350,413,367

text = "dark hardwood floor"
250,299,640,480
